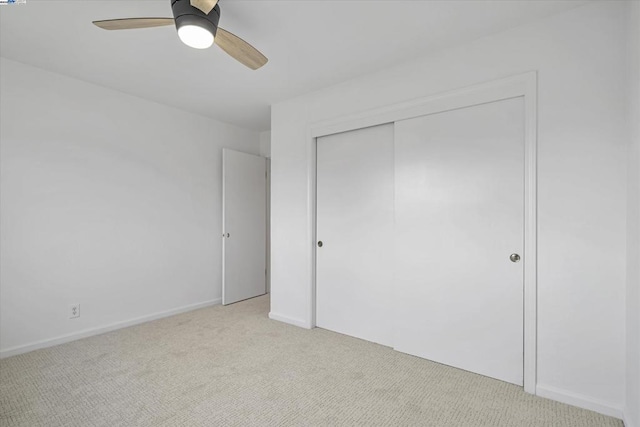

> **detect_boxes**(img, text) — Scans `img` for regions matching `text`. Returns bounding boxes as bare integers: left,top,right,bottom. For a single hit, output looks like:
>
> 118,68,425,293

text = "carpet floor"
0,295,623,426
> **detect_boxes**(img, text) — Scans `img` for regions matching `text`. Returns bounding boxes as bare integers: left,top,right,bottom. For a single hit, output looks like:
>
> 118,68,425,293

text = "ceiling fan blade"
93,18,174,31
215,27,268,70
191,0,218,15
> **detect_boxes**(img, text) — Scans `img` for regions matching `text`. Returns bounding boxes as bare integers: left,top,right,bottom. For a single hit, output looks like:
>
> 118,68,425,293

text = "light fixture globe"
171,0,220,49
178,24,214,49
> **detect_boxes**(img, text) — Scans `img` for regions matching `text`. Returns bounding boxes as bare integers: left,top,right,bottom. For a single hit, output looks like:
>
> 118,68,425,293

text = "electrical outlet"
69,304,80,319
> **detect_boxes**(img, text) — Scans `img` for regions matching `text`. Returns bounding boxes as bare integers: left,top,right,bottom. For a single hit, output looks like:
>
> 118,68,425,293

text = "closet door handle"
317,241,323,247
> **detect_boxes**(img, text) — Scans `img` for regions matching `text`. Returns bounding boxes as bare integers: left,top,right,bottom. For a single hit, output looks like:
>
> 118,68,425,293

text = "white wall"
626,2,640,426
270,1,629,417
0,58,260,357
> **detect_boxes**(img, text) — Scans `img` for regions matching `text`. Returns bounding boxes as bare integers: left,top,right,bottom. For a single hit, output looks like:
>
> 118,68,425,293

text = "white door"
394,97,525,385
222,149,266,305
316,124,394,346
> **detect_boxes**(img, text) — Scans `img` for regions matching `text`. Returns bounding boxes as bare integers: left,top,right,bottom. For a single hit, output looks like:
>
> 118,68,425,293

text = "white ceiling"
1,0,586,131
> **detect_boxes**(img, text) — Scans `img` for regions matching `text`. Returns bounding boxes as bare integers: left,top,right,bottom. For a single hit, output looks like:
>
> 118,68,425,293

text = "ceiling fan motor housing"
171,0,221,37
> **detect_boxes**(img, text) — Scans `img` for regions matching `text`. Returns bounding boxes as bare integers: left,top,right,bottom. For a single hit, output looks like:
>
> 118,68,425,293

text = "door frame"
306,71,538,394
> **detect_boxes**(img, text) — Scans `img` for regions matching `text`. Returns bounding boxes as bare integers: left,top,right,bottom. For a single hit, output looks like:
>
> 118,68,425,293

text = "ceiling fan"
92,0,267,70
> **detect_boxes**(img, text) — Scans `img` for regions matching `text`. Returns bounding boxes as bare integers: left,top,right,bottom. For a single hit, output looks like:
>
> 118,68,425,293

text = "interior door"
222,149,266,305
393,97,525,385
316,123,394,346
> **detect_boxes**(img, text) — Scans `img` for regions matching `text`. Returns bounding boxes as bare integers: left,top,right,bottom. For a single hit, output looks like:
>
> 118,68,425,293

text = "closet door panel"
316,124,394,347
394,98,525,385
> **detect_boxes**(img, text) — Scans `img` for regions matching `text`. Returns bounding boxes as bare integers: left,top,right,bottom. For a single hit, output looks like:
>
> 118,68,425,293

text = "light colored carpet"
0,296,622,427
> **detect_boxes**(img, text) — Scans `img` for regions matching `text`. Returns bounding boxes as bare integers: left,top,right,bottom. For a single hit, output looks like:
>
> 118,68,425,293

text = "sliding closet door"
394,98,525,385
316,124,394,346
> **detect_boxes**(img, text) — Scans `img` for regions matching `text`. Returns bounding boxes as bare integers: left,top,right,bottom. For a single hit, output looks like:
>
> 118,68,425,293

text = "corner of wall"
259,131,272,158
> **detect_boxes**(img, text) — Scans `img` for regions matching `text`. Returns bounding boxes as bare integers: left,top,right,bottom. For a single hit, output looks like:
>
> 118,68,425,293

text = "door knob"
510,253,521,263
317,241,323,247
226,233,230,238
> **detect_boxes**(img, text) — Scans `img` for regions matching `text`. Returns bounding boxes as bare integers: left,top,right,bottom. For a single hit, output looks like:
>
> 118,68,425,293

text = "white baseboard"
0,298,221,359
536,384,623,420
268,311,311,329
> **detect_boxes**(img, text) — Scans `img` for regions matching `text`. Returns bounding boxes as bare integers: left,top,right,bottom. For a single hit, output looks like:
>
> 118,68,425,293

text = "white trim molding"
307,72,539,394
0,298,221,359
536,384,624,420
268,312,311,329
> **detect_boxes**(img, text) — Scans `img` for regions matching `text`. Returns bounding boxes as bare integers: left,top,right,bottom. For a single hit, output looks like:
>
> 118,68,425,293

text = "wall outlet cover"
69,304,80,319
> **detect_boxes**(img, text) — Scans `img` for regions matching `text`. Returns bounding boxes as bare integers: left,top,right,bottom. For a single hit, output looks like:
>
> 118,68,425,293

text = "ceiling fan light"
172,0,220,50
178,24,214,49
